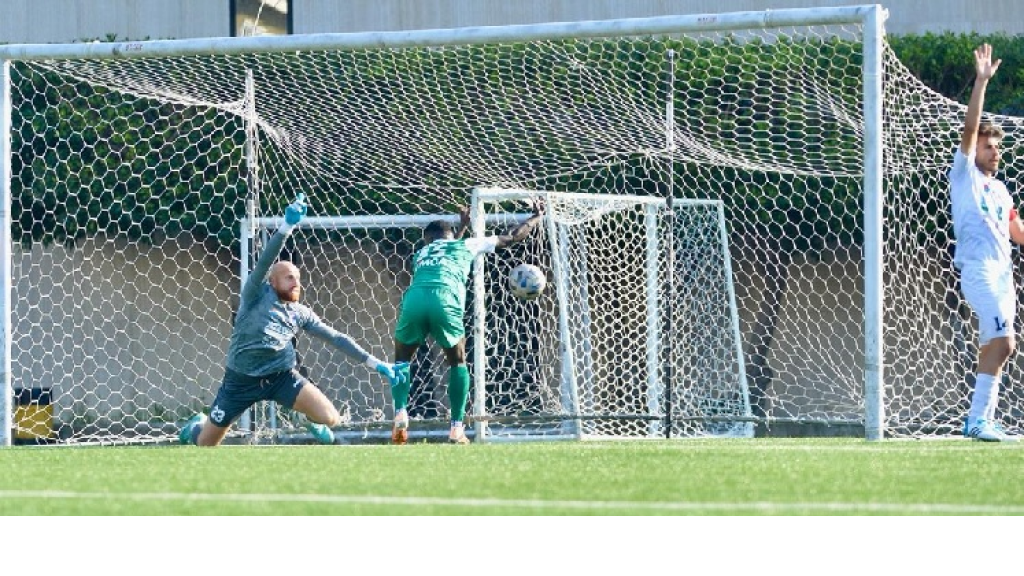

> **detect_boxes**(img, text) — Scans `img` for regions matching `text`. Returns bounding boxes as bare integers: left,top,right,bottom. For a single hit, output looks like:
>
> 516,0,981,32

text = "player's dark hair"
979,122,1005,139
424,220,452,242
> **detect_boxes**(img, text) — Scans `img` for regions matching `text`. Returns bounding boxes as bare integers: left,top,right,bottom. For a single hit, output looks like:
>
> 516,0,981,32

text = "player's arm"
961,44,1001,155
494,199,544,249
241,193,307,302
1010,210,1024,245
302,312,406,386
454,205,471,239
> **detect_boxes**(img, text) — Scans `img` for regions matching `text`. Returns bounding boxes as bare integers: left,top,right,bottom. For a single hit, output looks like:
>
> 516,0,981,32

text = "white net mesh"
470,190,748,440
6,11,1023,444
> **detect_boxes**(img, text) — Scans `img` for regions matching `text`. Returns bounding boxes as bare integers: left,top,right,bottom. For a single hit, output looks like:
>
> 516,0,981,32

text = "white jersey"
949,147,1015,269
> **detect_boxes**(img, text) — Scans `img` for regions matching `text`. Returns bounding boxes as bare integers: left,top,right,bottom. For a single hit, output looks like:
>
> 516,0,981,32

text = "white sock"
969,373,996,426
985,377,1002,422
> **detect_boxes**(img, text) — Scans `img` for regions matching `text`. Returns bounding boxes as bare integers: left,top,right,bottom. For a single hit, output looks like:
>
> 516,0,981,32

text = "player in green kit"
391,200,544,444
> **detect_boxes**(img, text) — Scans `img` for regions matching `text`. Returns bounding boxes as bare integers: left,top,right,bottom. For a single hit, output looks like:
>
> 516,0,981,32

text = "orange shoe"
391,410,409,445
448,426,470,445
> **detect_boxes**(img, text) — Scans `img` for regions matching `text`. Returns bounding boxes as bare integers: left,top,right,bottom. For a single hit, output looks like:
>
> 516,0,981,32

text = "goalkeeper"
390,199,544,444
179,193,406,446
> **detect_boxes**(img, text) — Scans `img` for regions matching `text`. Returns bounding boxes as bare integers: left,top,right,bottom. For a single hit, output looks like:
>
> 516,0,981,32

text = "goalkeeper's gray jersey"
225,227,370,377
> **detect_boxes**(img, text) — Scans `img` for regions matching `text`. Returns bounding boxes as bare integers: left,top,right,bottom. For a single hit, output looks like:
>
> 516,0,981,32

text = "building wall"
294,0,1024,36
1,0,1023,45
0,0,226,44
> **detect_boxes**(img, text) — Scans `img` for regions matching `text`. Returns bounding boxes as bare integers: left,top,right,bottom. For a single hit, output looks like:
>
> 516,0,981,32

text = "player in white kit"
949,44,1024,442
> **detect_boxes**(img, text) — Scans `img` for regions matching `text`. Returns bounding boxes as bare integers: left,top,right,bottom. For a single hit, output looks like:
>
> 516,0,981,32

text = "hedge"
6,32,1022,253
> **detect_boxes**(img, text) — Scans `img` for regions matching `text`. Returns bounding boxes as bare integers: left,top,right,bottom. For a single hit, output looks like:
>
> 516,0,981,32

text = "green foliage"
11,63,248,249
888,31,1024,115
10,32,1024,255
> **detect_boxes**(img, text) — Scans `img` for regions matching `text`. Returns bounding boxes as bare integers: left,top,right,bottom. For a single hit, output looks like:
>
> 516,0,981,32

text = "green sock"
392,362,412,412
449,364,470,422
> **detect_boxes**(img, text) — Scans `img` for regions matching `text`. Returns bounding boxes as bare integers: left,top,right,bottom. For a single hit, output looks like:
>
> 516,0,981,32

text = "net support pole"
545,193,582,439
0,60,11,447
645,203,662,437
718,201,755,437
862,4,886,441
470,191,489,442
663,48,676,438
238,71,261,437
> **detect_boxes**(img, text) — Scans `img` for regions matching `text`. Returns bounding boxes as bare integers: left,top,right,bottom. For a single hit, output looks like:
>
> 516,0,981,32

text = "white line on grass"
0,490,1019,514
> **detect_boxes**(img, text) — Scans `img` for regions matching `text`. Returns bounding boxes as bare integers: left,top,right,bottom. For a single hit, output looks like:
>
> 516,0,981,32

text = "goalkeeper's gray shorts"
207,367,309,426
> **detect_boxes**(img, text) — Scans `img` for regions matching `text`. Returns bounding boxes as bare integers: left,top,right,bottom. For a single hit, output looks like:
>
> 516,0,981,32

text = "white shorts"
959,260,1016,344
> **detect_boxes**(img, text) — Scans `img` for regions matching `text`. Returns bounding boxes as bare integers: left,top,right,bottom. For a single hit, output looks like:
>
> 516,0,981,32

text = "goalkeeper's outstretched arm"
303,318,405,385
240,194,307,304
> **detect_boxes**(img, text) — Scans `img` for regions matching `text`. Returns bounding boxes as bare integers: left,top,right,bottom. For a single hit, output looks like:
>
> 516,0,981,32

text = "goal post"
470,188,752,441
16,4,1004,446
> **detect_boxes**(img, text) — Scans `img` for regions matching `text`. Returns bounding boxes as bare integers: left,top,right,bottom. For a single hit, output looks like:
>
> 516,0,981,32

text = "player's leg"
196,419,232,447
272,369,339,444
182,369,261,447
441,338,471,444
430,293,471,443
392,290,429,444
961,265,1018,441
983,289,1018,435
389,340,418,445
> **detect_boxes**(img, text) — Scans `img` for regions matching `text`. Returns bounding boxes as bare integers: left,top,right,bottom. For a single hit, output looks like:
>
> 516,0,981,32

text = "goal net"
4,5,1019,444
246,189,749,442
469,189,750,440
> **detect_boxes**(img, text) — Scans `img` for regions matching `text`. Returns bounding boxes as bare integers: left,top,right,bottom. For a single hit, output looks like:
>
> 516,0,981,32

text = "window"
231,0,292,36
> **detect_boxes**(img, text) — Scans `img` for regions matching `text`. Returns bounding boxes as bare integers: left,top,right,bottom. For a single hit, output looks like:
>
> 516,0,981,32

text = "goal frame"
470,188,752,442
0,5,888,445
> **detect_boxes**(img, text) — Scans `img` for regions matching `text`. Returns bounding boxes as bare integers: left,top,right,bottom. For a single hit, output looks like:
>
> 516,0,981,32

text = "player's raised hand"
529,196,545,217
285,193,307,226
974,43,1002,82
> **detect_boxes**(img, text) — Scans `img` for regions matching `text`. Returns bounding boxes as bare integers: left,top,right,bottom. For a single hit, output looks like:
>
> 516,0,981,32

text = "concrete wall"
11,235,904,434
2,0,1023,44
11,236,407,435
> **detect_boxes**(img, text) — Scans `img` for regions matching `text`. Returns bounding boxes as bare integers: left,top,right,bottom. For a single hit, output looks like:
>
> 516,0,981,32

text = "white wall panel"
0,0,228,44
293,0,1024,36
3,1,1022,44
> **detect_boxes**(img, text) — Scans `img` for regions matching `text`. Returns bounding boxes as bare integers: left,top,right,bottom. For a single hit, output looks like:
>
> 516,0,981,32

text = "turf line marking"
0,490,1019,514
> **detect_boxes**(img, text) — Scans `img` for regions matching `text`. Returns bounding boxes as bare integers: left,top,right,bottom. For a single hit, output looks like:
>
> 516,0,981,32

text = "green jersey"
394,237,499,349
409,237,498,297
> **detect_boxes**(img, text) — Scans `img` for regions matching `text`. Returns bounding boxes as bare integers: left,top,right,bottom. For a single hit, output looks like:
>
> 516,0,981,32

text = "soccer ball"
509,263,546,301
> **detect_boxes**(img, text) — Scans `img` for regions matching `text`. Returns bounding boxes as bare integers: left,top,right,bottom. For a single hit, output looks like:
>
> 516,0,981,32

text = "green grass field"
2,438,1022,515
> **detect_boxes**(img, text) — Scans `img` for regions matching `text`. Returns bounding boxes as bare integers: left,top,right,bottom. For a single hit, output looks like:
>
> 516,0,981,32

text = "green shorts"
394,286,466,349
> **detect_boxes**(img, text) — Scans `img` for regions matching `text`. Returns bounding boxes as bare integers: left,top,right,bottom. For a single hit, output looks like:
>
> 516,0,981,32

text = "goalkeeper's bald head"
269,261,302,302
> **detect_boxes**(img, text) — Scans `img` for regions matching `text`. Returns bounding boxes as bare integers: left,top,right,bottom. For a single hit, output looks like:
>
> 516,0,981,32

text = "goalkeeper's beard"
276,286,301,302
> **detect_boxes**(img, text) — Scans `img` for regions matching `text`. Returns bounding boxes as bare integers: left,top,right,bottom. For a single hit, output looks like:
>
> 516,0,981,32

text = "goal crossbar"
0,6,884,62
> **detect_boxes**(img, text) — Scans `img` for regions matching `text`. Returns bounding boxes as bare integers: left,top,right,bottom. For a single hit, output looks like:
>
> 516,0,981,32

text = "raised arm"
495,199,544,249
240,193,307,303
454,205,472,239
961,44,1001,155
